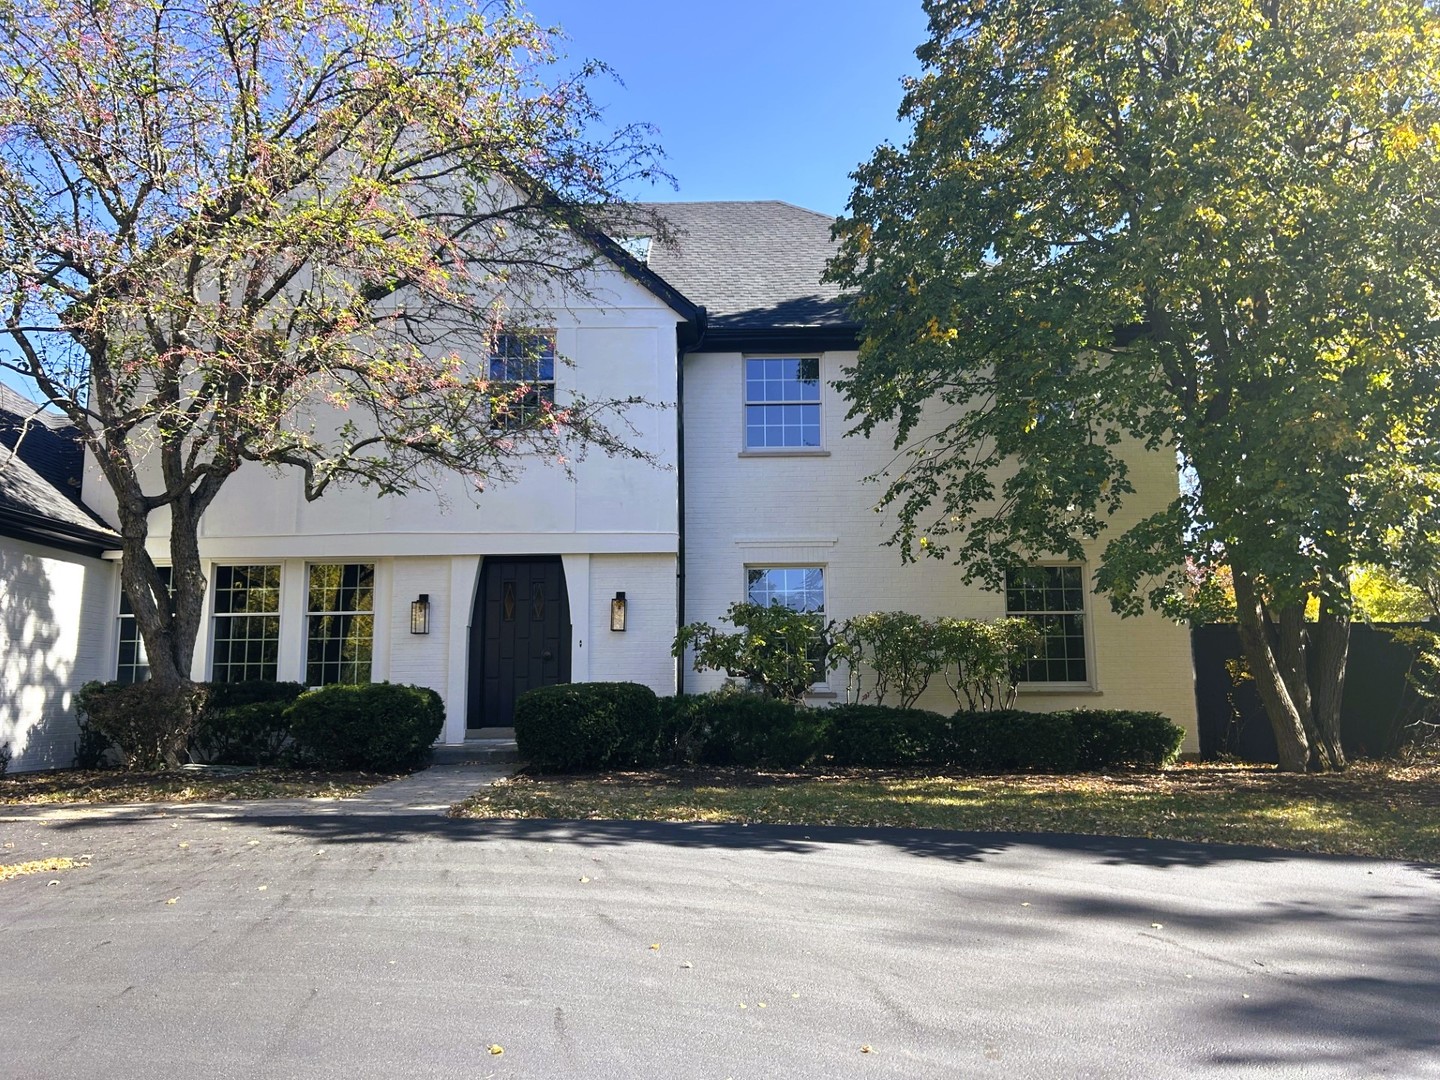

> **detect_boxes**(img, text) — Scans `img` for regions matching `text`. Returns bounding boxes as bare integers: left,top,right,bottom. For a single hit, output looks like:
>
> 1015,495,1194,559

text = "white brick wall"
586,553,678,696
682,349,1199,751
0,537,115,772
386,556,453,698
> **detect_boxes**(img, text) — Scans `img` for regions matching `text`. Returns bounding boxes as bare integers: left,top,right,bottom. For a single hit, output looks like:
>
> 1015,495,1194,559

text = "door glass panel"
502,581,515,622
532,583,545,621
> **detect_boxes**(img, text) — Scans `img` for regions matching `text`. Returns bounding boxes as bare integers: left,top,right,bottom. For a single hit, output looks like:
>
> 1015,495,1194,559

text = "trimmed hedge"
825,704,949,766
1062,709,1186,769
951,709,1081,772
682,691,827,768
514,682,661,772
286,682,444,771
193,680,305,765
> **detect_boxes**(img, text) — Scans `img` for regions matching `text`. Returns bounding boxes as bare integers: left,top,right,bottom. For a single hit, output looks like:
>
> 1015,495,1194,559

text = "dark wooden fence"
1191,622,1436,762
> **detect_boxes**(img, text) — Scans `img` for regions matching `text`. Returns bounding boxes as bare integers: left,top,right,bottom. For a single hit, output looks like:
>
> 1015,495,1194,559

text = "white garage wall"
0,537,115,772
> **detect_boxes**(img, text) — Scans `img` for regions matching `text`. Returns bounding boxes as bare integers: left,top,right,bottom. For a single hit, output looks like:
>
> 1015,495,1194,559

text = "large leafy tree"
0,0,668,686
828,0,1440,771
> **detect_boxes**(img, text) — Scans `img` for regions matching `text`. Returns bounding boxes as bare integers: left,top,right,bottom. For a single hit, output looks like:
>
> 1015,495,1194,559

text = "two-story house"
0,200,1197,771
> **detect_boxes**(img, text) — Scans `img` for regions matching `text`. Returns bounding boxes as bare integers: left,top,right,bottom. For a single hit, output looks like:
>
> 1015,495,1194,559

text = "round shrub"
825,704,949,766
286,682,443,771
514,682,661,772
75,680,210,770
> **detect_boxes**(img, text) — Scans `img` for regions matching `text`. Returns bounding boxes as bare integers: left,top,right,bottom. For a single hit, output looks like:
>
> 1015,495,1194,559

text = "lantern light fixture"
410,594,430,635
610,591,627,632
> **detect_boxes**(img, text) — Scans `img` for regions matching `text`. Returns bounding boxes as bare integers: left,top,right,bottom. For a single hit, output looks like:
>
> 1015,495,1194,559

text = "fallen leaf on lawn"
166,897,178,905
649,943,660,951
861,1045,873,1054
488,1045,504,1056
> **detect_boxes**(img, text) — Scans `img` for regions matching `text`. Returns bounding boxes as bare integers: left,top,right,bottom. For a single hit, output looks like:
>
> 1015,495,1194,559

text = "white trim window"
210,565,281,683
1005,565,1090,684
115,566,172,685
306,563,375,686
746,565,827,676
744,357,821,449
489,331,556,429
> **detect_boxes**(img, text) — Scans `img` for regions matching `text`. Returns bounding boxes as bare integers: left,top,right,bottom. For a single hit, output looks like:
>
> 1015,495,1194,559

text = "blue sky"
525,1,928,216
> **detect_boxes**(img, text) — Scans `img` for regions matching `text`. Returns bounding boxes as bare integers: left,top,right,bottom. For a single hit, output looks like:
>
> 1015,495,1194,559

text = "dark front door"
468,557,571,729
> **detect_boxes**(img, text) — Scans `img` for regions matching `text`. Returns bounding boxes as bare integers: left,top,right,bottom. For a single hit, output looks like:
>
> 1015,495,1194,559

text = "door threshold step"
431,740,520,765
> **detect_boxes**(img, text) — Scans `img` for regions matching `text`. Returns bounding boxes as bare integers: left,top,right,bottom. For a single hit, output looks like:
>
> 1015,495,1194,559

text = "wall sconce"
610,591,627,632
410,594,430,635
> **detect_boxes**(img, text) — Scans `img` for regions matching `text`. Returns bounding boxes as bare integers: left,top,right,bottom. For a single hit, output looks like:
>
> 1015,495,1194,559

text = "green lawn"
453,760,1440,862
0,767,394,805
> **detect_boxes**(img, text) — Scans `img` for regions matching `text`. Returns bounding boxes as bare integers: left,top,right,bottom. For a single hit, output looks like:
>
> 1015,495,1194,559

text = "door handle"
542,650,553,660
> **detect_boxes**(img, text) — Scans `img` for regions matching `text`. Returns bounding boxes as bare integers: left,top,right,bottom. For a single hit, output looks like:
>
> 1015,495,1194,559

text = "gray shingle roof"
637,201,855,331
0,386,116,544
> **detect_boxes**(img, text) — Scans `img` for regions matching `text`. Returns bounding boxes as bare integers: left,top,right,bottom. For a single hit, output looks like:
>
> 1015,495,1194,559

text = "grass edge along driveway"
453,760,1440,864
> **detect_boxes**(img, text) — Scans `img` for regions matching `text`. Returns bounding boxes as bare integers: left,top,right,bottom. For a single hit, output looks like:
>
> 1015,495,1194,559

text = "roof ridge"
639,199,835,220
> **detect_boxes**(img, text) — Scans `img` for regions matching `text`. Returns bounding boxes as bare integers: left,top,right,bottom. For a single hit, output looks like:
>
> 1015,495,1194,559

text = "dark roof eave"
0,504,118,557
696,324,862,353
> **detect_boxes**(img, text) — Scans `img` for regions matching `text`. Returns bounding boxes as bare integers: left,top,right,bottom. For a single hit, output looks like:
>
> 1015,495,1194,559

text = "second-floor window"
745,357,820,449
489,331,556,429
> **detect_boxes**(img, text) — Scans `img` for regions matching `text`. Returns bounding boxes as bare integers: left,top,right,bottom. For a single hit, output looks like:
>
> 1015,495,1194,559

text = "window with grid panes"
489,332,556,429
746,566,827,677
306,563,375,686
210,565,281,683
744,357,820,448
1005,565,1089,683
115,566,173,684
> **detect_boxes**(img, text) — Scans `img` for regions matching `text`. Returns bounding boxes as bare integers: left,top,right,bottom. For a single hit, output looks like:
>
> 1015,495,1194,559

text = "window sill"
1015,684,1102,695
804,689,839,700
738,449,831,458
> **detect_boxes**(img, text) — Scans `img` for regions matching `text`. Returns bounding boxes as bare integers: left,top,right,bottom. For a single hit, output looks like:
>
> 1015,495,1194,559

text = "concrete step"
430,739,521,765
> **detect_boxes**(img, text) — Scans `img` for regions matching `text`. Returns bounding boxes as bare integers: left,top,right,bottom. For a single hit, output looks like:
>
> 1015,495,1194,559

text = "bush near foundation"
286,682,444,771
825,704,950,766
950,709,1081,772
193,681,306,765
1061,709,1186,769
680,690,828,768
74,680,210,770
515,682,661,771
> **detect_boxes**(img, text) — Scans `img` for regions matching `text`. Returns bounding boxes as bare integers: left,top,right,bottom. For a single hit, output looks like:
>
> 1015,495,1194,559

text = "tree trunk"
1232,565,1311,771
116,500,205,690
1309,607,1350,770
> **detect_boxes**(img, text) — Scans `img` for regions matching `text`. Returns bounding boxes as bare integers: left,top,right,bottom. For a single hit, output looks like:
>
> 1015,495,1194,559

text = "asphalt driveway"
1,805,1436,1079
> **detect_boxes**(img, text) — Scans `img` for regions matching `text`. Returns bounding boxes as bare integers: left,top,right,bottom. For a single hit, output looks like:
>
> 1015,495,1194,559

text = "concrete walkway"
0,762,510,823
